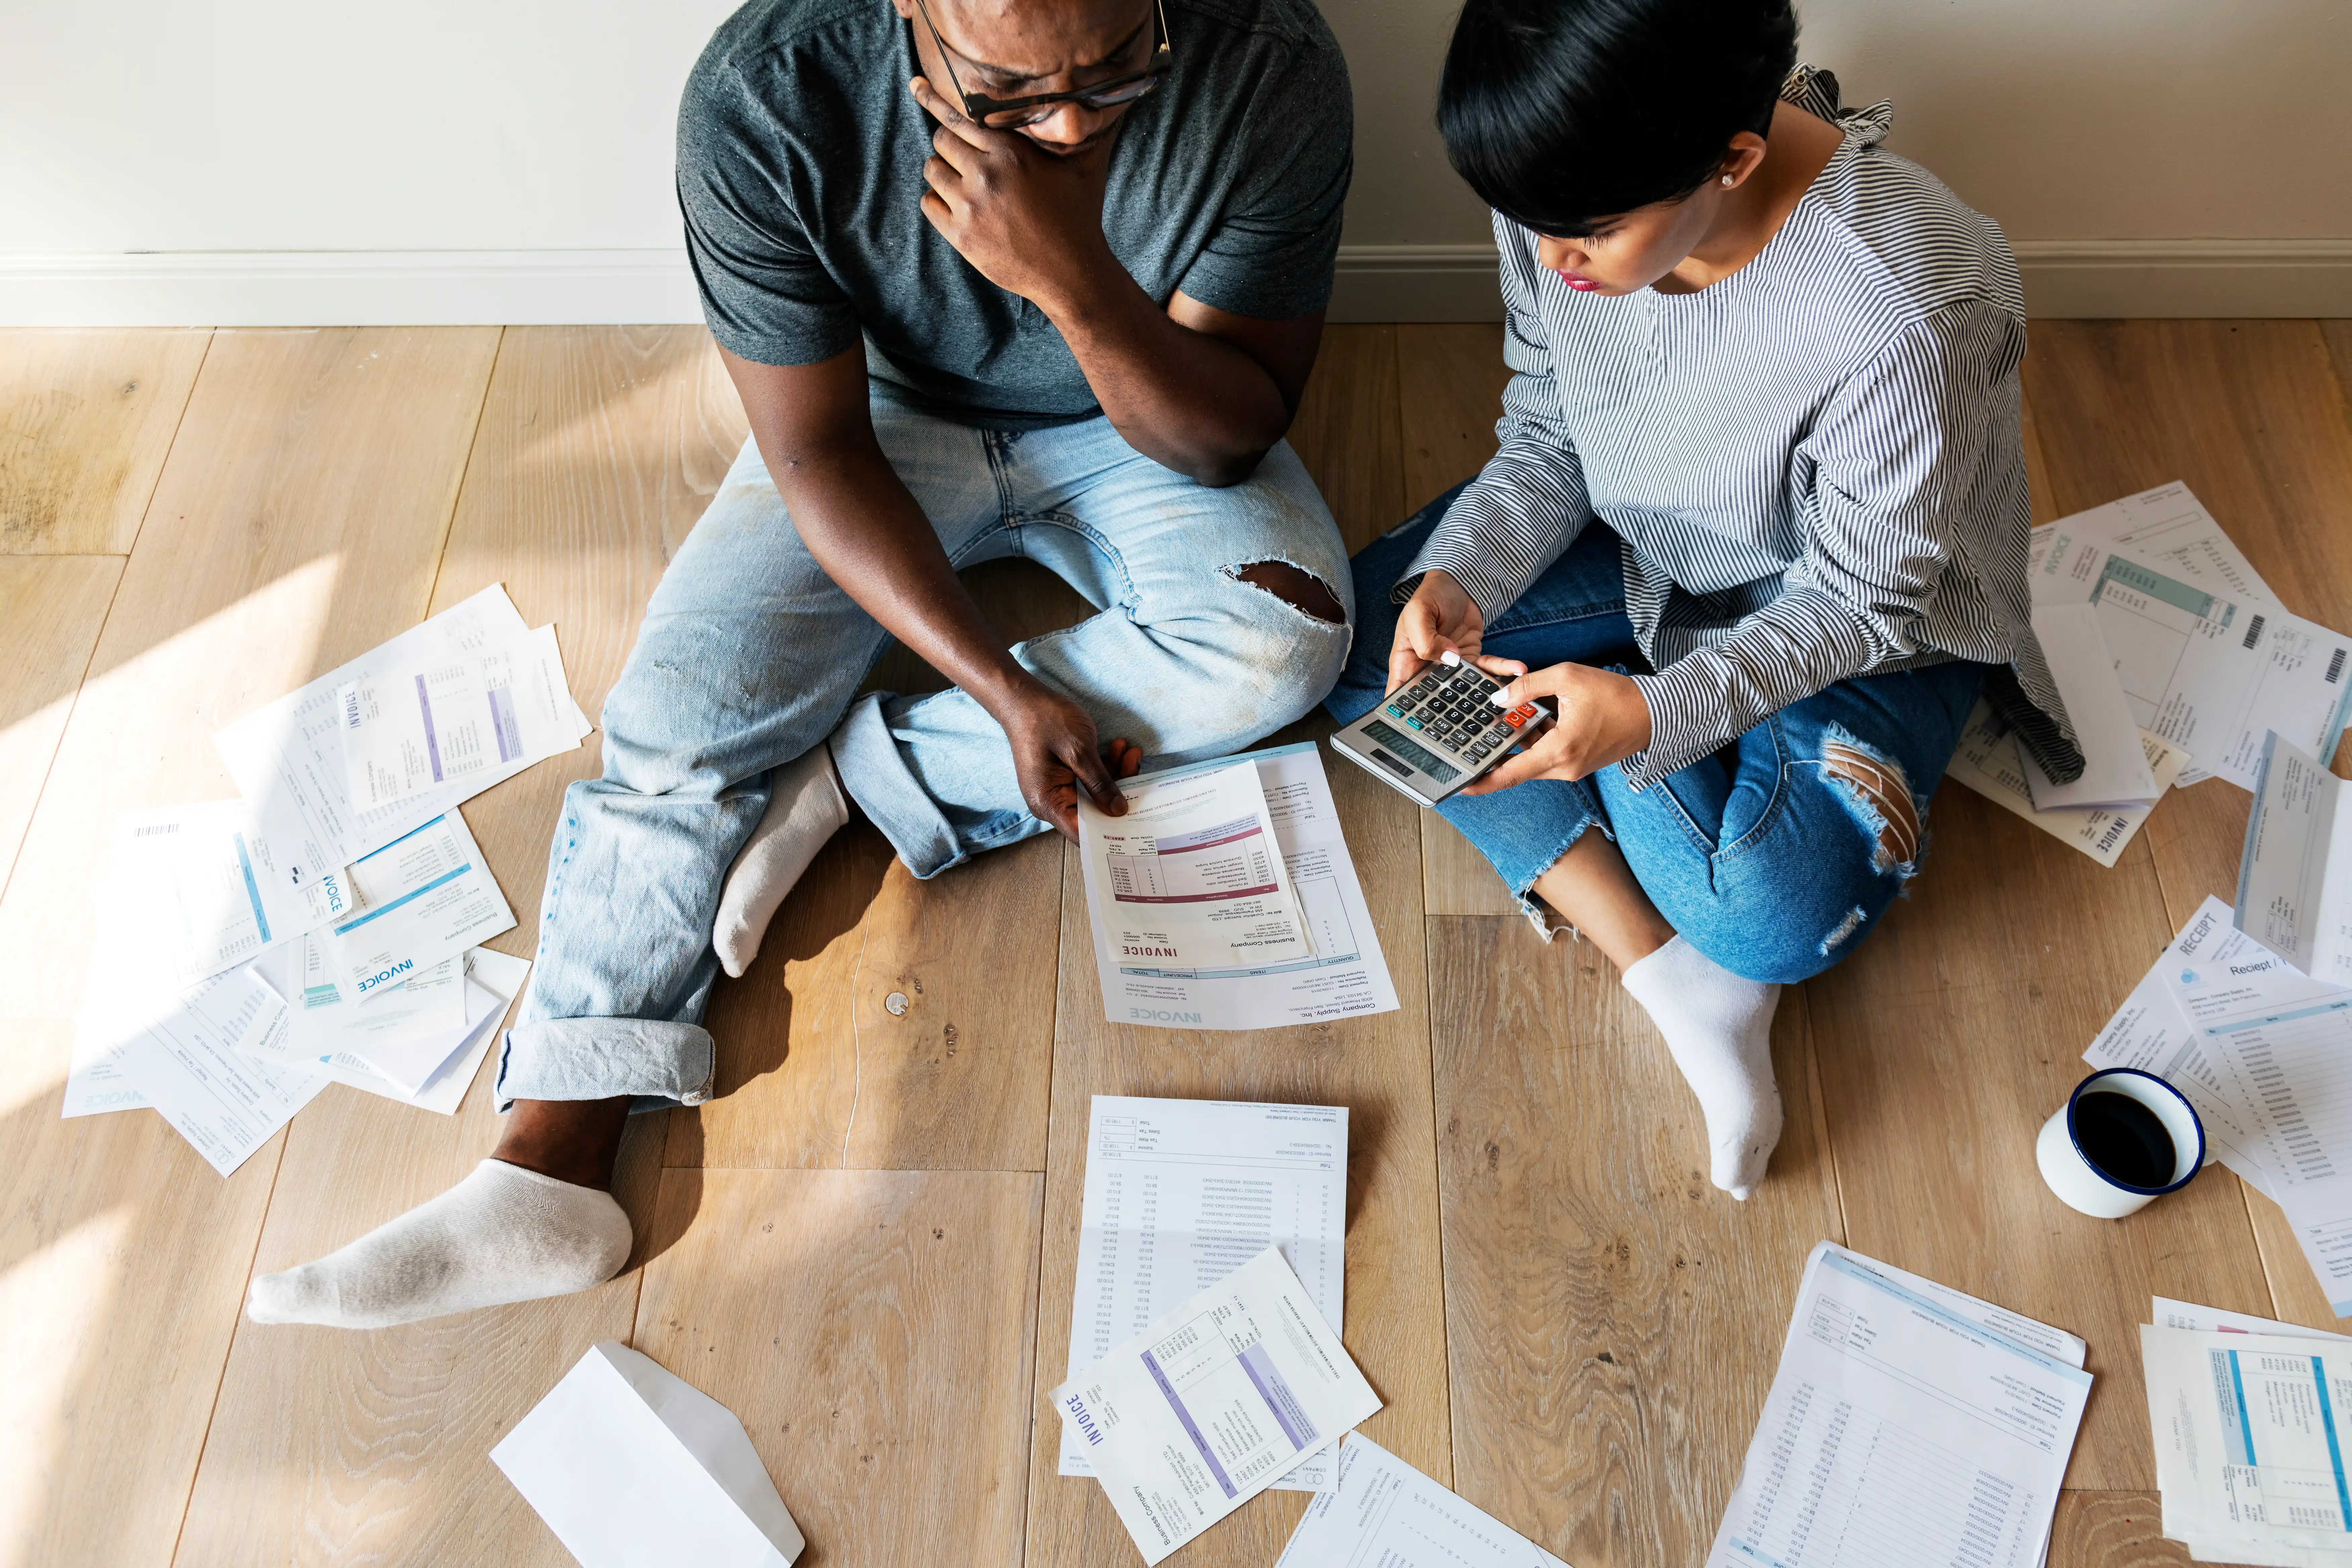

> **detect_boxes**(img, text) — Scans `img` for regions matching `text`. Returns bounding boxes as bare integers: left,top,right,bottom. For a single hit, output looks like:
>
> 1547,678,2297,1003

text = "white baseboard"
2,239,2347,327
1327,245,1503,323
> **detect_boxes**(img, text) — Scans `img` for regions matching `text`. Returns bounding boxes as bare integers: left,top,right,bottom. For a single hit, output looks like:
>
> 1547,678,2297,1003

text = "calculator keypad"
1378,660,1543,771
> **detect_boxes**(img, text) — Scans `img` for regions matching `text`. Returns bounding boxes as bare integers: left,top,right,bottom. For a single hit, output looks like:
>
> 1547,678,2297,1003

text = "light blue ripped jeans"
498,393,1353,1109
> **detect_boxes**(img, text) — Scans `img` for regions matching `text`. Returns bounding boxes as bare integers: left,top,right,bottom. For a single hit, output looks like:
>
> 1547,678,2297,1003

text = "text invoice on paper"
1062,1096,1347,1492
1053,1245,1380,1565
1076,743,1400,1031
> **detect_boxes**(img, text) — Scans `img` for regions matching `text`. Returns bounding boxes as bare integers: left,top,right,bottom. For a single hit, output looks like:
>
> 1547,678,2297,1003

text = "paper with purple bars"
1050,1245,1379,1565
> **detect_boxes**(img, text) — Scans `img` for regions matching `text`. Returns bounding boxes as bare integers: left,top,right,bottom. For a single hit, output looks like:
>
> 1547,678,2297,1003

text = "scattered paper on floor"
1062,1096,1347,1492
1705,1242,2090,1568
1945,698,2186,867
1276,1432,1568,1567
1052,1244,1380,1564
215,584,589,889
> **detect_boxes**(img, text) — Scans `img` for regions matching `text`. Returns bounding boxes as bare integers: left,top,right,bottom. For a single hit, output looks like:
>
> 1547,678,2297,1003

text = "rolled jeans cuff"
830,691,964,879
495,1018,717,1114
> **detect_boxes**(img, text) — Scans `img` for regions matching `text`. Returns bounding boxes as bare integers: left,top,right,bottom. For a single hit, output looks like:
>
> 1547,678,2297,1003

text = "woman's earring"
1720,174,1735,187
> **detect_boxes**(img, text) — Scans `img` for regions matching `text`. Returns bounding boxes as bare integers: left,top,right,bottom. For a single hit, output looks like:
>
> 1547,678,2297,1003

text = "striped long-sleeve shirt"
1405,68,2083,791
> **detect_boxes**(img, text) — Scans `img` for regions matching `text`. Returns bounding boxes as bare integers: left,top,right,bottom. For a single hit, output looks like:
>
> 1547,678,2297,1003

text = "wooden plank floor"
3,320,2349,1567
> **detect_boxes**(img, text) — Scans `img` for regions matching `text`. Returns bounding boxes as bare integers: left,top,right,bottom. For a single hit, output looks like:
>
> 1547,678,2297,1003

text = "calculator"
1329,652,1554,806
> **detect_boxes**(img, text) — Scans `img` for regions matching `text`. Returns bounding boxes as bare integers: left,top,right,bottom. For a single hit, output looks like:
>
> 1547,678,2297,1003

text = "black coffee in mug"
2074,1090,2177,1188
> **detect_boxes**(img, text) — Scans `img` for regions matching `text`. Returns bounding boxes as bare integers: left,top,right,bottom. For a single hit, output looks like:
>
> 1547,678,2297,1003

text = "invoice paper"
1945,697,2187,868
258,934,466,1062
1705,1242,2092,1568
106,801,352,989
104,964,328,1176
2020,603,2159,809
1081,760,1316,971
2036,482,2279,610
216,584,589,887
2143,1323,2352,1564
339,625,582,810
1275,1433,1569,1568
251,945,529,1115
2239,733,2352,984
1079,744,1399,1031
1052,1244,1382,1565
1062,1096,1347,1492
320,812,515,999
2030,529,2352,790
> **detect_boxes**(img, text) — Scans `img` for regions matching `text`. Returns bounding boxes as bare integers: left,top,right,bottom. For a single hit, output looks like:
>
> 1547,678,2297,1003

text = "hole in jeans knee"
1232,560,1345,625
1821,738,1920,874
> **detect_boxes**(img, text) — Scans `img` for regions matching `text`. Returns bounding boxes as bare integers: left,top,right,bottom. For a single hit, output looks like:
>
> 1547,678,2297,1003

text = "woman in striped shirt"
1326,0,2080,1198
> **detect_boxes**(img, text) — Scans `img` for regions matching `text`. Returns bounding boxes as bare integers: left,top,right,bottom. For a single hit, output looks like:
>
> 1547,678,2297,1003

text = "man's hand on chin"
910,76,1116,307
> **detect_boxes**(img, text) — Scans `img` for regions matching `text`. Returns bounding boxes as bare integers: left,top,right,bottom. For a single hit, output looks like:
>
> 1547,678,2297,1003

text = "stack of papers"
2030,483,2352,793
2084,894,2352,1316
1061,1096,1347,1492
1276,1434,1569,1567
1706,1242,2091,1568
1050,1244,1380,1565
64,585,584,1173
1075,743,1398,1030
2142,1297,2352,1564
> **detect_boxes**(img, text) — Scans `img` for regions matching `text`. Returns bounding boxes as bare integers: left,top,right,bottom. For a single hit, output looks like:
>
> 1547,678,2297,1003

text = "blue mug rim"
2066,1067,2206,1196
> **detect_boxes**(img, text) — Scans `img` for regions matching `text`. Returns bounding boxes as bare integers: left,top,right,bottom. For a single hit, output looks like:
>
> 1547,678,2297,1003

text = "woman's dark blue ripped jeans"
1327,485,1988,984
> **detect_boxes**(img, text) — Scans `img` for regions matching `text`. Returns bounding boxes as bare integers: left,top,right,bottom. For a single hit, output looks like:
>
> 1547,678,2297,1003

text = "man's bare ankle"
492,1096,634,1191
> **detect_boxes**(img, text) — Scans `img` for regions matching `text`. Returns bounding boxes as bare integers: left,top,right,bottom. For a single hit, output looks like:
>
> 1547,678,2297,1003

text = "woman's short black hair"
1439,0,1800,237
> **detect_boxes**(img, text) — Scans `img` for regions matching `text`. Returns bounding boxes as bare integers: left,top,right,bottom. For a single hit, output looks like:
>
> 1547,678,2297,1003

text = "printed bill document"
1052,1244,1380,1564
2143,1319,2352,1564
2239,732,2352,985
1062,1096,1347,1492
1081,758,1315,971
1076,743,1399,1030
1707,1242,2091,1568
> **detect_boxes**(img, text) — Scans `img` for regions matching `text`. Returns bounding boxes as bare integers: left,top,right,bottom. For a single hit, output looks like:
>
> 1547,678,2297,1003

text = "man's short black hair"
1438,0,1800,238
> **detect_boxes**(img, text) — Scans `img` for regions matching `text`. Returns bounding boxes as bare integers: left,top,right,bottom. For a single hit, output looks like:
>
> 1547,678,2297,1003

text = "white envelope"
493,1342,805,1568
2022,602,2161,809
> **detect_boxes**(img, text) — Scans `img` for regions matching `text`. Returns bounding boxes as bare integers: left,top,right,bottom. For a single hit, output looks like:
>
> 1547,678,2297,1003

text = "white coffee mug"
2035,1067,2205,1219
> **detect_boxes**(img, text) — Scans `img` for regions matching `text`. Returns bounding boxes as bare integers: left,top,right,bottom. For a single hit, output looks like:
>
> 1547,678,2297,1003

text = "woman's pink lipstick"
1556,269,1599,291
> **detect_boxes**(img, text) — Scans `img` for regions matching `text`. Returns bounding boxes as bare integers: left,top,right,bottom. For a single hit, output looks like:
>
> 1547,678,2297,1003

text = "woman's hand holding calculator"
1457,662,1654,794
1388,569,1487,691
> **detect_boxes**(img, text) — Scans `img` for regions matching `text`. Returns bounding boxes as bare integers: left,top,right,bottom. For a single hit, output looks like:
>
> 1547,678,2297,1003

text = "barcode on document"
133,823,181,837
2330,649,2347,685
2241,614,2267,650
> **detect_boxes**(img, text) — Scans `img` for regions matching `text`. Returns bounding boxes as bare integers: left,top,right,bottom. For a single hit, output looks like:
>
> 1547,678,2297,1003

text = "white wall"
3,0,2347,323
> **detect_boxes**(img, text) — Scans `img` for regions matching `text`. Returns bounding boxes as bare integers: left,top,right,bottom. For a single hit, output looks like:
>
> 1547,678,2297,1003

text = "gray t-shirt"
678,0,1353,426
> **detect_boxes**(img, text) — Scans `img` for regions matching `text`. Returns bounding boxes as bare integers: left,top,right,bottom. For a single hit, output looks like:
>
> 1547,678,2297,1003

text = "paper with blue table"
1075,742,1398,1031
2142,1301,2352,1565
2030,486,2352,793
1706,1242,2090,1568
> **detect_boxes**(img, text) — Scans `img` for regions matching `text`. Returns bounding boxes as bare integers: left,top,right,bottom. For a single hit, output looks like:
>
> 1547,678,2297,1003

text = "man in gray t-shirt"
240,0,1359,1329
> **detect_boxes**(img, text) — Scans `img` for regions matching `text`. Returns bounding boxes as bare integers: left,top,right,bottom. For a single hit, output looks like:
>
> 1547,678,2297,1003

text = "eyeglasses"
913,0,1172,129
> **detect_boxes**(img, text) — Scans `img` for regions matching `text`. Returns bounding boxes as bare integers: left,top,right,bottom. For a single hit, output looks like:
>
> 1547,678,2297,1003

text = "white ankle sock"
713,746,851,979
244,1159,631,1329
1620,936,1784,1200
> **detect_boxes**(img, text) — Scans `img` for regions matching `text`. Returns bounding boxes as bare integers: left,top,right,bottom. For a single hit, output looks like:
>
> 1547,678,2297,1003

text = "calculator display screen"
1362,720,1459,782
